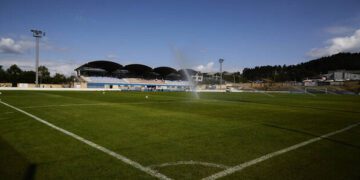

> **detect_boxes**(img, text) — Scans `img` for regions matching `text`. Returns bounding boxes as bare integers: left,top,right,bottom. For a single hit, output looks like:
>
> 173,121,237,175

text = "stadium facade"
75,60,199,91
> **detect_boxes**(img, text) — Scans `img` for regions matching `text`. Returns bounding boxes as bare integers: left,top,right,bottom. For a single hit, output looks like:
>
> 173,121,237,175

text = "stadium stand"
75,60,195,91
124,78,165,84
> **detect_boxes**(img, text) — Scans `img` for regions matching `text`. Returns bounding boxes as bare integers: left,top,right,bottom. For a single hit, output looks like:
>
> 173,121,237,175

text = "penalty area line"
0,101,171,180
202,121,360,180
148,160,230,169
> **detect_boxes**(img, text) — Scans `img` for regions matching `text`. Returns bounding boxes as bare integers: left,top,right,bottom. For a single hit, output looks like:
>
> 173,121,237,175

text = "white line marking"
203,122,360,180
19,101,190,109
148,160,230,169
0,101,171,180
0,111,14,114
20,103,114,109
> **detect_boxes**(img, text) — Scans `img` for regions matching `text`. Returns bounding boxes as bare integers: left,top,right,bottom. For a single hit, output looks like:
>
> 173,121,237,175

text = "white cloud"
0,38,32,54
0,37,68,54
325,26,355,35
46,62,79,76
308,29,360,58
195,62,215,72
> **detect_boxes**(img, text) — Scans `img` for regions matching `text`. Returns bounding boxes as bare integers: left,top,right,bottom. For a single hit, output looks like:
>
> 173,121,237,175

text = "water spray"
171,47,200,99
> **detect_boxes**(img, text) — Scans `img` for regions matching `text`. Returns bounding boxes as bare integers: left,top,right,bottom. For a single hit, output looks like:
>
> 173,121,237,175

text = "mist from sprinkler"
171,47,200,100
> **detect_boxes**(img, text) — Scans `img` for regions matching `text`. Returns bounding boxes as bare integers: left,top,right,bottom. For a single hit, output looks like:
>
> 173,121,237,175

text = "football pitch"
0,91,359,179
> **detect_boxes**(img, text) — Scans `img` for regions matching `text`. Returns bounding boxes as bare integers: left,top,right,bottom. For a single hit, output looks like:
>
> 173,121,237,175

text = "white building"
192,72,203,82
323,70,360,81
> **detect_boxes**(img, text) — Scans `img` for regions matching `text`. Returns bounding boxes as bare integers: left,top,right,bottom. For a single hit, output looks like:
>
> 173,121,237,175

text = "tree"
1,64,71,85
52,73,66,84
7,64,22,76
20,71,36,83
0,65,7,82
7,65,22,86
241,52,360,82
38,66,51,84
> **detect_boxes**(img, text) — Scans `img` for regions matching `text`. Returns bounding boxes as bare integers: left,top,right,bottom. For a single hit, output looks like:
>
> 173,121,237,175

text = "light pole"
31,29,45,87
219,58,224,90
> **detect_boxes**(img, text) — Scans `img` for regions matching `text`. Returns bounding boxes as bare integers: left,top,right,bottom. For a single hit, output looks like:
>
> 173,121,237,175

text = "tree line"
1,52,359,85
0,64,74,86
242,52,360,82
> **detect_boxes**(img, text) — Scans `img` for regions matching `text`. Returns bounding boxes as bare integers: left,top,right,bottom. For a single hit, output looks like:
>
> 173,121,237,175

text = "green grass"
0,91,359,179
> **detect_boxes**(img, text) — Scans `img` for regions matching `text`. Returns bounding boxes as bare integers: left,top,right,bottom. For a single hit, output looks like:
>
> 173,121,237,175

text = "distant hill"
242,52,360,82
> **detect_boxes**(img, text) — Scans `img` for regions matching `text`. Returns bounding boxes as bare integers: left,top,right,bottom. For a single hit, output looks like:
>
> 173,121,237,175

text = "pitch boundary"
0,101,172,180
148,160,230,169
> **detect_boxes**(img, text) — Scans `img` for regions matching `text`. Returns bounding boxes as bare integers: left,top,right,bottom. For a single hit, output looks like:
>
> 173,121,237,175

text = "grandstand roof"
153,67,177,78
75,60,201,80
166,72,182,80
124,64,152,72
124,64,153,77
75,60,123,73
178,69,198,76
78,67,107,72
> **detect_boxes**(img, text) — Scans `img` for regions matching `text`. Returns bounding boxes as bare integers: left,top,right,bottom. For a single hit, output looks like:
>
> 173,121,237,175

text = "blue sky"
1,0,360,75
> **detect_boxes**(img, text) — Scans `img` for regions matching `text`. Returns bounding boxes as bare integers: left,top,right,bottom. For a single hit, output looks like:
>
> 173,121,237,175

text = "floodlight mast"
31,29,45,87
219,58,224,90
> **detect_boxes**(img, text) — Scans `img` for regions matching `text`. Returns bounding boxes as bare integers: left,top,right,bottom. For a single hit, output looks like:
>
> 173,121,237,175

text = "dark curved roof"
153,66,177,77
76,60,123,73
75,61,197,79
178,69,199,80
166,72,182,80
124,64,153,74
178,69,198,76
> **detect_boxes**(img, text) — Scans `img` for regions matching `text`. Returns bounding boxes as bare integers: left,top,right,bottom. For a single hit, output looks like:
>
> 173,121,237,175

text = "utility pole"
219,58,224,90
31,29,45,87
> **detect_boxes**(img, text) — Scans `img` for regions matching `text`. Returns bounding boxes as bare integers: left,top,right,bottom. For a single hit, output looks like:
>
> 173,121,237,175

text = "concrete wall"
17,83,69,88
0,83,12,87
74,82,87,88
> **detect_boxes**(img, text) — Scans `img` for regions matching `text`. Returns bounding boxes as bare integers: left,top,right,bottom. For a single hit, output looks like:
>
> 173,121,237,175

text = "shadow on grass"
262,123,360,150
0,137,36,180
238,100,360,114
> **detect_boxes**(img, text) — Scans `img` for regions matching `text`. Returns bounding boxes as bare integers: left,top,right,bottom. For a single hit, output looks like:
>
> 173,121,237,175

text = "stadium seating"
124,78,166,84
165,80,191,86
81,76,128,84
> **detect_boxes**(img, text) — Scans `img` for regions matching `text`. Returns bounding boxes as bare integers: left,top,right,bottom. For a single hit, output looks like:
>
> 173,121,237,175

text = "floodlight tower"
31,29,45,87
219,58,224,90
